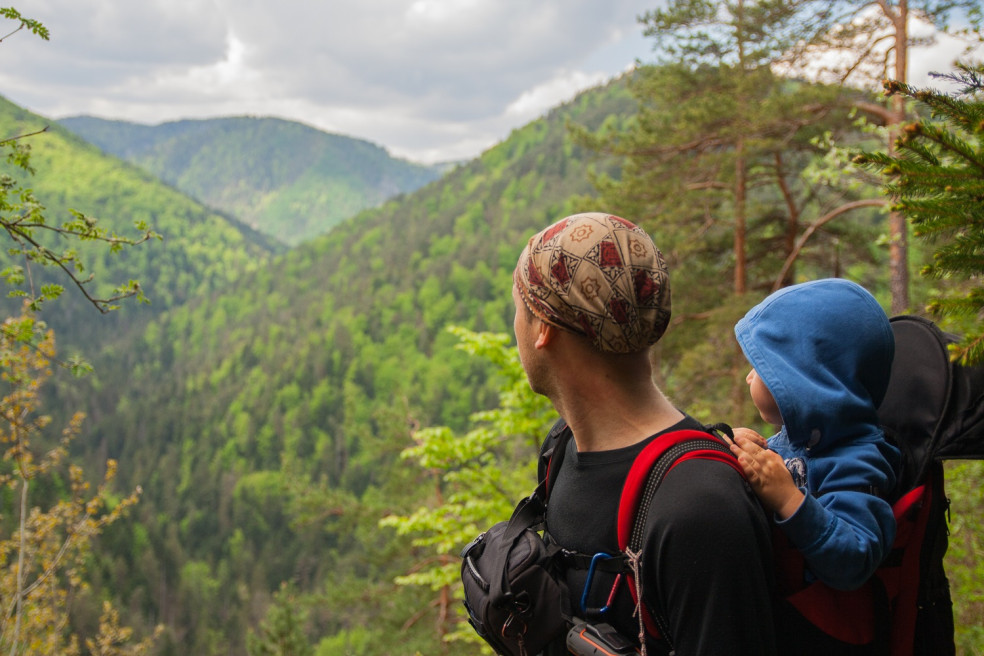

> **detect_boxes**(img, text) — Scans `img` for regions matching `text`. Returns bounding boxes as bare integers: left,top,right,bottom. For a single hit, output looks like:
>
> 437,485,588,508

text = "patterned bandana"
513,212,671,353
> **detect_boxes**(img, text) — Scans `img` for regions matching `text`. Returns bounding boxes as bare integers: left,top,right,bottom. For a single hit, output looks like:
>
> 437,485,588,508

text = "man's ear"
534,322,556,349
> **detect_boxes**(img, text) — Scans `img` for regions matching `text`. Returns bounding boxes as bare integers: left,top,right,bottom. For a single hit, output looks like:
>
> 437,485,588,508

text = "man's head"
513,212,671,354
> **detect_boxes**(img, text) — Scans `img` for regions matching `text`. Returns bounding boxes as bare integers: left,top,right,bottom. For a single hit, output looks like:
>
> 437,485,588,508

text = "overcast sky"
0,1,979,164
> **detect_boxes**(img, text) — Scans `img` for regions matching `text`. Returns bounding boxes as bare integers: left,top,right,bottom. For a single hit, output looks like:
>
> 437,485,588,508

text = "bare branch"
853,100,895,125
0,126,49,147
772,199,887,291
0,22,24,45
685,181,729,191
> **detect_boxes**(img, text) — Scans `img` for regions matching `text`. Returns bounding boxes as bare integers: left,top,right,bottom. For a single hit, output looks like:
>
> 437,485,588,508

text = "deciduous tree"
0,10,158,316
381,327,554,650
0,309,158,655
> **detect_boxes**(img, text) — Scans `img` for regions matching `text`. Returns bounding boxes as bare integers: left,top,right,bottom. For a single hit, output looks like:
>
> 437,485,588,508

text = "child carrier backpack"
774,315,984,656
460,421,744,656
879,315,984,655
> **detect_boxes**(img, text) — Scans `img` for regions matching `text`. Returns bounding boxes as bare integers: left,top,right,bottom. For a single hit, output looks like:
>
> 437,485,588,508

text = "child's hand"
729,428,804,520
731,427,768,449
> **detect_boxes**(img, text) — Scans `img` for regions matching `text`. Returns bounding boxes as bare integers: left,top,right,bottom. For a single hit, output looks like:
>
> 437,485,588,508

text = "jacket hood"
734,279,894,452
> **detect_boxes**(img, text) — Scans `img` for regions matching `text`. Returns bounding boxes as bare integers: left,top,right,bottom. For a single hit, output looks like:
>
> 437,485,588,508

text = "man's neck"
537,331,683,452
553,385,684,453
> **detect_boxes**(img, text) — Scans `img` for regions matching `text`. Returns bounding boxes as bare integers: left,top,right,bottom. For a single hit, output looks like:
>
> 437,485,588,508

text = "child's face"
746,368,782,426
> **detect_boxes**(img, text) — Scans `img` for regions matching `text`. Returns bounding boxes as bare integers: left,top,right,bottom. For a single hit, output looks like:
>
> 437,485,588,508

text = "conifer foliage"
855,64,984,365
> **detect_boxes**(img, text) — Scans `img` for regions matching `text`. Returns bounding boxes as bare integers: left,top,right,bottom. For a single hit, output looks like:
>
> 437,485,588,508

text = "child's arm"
732,429,899,590
730,427,804,520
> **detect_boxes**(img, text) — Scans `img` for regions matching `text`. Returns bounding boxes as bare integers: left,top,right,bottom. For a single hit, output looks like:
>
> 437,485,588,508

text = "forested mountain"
0,95,276,350
58,115,449,246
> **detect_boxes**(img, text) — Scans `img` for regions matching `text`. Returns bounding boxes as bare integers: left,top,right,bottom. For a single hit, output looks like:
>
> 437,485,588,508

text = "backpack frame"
773,315,984,655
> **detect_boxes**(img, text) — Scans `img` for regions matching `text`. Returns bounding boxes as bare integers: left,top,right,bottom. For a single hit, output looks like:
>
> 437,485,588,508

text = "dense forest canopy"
0,94,276,352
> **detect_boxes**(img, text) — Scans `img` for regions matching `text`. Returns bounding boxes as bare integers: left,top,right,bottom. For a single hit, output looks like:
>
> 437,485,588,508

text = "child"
729,278,901,592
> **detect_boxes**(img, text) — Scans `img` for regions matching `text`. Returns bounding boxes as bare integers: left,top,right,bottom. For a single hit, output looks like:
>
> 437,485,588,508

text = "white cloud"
505,69,613,120
12,1,976,165
406,0,491,25
0,0,654,163
151,31,260,94
908,30,984,90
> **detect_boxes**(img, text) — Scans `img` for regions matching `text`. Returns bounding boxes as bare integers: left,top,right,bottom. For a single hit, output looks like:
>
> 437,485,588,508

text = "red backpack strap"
618,429,742,547
879,464,946,656
616,429,745,646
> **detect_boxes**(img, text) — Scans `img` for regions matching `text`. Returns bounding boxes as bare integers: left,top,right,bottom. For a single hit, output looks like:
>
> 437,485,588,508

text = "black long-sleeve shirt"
544,416,778,656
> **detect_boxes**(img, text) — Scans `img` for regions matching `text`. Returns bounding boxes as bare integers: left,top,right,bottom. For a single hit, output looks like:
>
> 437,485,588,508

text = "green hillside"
0,95,276,350
58,115,448,246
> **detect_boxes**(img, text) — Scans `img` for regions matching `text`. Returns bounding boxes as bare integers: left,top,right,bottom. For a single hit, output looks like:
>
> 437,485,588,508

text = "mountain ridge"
59,115,450,245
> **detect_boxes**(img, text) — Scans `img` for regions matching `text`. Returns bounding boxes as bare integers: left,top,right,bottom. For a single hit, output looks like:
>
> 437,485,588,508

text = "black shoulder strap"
537,417,571,501
482,417,573,609
488,491,549,607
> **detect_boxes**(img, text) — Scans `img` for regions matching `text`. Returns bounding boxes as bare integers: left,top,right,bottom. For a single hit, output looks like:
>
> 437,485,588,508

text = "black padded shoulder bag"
460,492,570,656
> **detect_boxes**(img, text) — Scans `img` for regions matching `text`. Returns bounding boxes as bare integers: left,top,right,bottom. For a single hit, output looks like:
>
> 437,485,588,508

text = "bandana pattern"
514,213,671,353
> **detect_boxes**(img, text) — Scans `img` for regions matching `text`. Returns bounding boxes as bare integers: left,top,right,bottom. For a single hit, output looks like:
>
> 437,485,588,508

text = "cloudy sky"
0,1,979,164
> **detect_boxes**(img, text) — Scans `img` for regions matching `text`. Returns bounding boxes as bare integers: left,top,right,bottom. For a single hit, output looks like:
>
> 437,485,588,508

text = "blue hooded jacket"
734,278,901,591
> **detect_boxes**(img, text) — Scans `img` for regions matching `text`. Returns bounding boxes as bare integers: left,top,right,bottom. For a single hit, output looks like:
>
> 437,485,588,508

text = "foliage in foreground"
0,310,160,654
945,460,984,654
382,327,555,649
855,64,984,365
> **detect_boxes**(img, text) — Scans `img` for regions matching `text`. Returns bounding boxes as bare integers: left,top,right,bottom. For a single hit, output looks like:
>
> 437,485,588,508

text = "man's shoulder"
652,457,764,527
646,459,769,546
655,414,706,435
662,454,750,493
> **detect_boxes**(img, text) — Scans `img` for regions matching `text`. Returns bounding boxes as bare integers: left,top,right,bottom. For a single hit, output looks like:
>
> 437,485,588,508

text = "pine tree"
570,0,889,419
245,583,313,656
854,64,984,364
778,0,984,313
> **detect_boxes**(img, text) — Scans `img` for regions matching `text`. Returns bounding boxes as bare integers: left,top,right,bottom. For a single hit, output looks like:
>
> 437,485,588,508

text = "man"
512,212,776,655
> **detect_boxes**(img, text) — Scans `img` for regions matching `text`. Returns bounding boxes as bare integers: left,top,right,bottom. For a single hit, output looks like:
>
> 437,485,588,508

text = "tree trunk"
734,137,748,296
887,0,910,313
10,476,28,656
775,152,799,287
